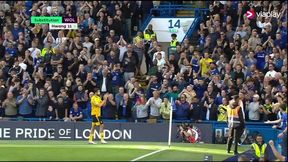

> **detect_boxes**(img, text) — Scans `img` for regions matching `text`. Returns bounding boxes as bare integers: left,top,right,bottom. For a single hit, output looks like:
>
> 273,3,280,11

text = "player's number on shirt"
168,19,180,28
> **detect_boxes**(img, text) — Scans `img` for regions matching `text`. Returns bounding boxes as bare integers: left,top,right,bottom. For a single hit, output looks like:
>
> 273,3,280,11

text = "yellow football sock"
100,132,104,141
89,134,94,141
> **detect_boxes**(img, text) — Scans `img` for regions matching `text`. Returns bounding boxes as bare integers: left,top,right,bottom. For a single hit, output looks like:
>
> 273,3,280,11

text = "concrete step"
176,10,195,17
176,13,195,17
177,10,195,14
182,1,194,5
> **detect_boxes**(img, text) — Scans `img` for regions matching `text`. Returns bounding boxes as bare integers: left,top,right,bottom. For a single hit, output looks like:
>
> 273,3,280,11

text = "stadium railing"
4,117,276,126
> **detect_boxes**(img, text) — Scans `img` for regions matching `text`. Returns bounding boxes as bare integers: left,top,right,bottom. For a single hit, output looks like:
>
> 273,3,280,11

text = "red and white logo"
246,9,256,20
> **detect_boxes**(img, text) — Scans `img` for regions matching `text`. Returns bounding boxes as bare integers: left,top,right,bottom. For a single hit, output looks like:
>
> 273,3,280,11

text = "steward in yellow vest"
251,134,267,158
144,24,157,42
170,33,179,47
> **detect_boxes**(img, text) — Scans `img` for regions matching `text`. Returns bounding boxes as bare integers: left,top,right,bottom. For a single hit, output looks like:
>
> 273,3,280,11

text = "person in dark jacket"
118,93,132,120
122,46,138,82
99,68,113,94
174,94,190,120
102,93,117,119
34,88,49,119
203,96,218,121
190,97,205,122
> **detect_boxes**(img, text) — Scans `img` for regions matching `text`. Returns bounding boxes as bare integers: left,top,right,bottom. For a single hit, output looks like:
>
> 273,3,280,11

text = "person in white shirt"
135,96,148,122
247,94,262,121
145,91,162,119
265,63,277,79
256,17,272,33
55,30,68,47
28,40,41,59
82,36,93,55
153,52,166,71
152,45,166,61
117,35,128,62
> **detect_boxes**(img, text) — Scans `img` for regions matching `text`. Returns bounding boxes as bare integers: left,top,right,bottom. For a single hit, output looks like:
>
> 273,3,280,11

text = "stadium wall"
0,121,213,143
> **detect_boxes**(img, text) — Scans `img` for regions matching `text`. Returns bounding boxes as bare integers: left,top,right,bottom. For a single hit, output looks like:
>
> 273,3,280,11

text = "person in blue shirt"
6,42,17,57
83,92,94,120
273,51,283,71
191,52,200,77
146,76,161,99
245,51,257,68
279,21,287,48
11,23,24,40
274,33,285,49
69,102,83,122
215,89,228,106
16,88,34,118
111,63,124,94
194,78,207,100
118,93,133,120
174,94,190,120
255,45,267,71
265,104,287,158
81,13,95,29
115,87,125,116
209,62,220,76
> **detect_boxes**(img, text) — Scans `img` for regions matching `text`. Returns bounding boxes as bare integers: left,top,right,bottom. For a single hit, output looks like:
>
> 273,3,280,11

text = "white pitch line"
130,148,168,161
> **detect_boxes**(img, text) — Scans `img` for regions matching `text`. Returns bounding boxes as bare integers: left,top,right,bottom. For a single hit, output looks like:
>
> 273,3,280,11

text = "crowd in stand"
0,1,287,126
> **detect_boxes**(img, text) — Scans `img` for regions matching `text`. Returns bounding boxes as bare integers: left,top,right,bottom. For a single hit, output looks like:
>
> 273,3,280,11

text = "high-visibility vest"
144,30,156,42
251,143,267,158
41,48,56,57
170,39,178,47
227,106,241,127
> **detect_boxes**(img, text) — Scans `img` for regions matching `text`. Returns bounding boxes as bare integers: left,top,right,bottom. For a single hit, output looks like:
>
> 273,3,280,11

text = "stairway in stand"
176,1,206,17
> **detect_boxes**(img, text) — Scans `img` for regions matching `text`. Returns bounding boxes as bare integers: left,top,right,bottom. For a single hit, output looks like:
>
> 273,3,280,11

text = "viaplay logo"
246,9,256,20
245,9,281,20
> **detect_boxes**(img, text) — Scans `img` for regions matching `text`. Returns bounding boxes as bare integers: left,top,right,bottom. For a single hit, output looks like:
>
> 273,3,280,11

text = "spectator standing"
146,91,162,120
122,47,137,82
34,88,48,119
69,102,83,122
217,98,229,122
2,91,17,117
160,97,172,120
16,88,34,118
118,93,132,120
134,96,148,122
247,94,262,122
73,85,88,110
54,96,69,121
102,93,117,119
174,94,190,120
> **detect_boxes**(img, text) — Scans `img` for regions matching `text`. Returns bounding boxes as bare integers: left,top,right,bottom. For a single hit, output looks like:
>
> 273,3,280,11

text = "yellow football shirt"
91,95,102,117
217,104,228,122
200,58,213,76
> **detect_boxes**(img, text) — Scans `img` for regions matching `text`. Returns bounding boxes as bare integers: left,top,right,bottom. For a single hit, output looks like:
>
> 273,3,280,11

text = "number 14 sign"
168,19,180,28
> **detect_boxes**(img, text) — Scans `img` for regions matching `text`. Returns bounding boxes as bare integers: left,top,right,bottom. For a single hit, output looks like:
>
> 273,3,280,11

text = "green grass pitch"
0,140,249,161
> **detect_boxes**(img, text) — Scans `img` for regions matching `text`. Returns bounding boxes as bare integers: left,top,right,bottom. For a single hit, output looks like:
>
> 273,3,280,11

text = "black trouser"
227,126,244,153
0,107,4,117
